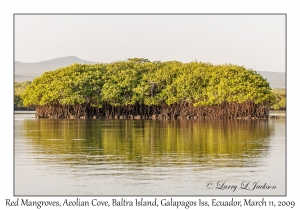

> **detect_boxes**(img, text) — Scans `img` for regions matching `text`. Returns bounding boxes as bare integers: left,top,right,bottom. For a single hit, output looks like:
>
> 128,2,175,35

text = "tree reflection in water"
22,119,273,168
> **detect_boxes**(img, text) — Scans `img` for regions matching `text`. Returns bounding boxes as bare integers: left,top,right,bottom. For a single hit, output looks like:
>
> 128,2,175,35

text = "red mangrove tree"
21,58,275,119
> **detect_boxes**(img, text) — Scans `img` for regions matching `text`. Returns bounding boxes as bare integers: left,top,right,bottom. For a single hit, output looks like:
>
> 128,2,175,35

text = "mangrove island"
21,58,275,119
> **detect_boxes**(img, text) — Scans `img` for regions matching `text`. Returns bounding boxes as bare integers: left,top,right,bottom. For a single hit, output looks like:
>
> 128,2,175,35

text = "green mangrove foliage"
271,88,286,110
14,81,31,109
21,59,275,119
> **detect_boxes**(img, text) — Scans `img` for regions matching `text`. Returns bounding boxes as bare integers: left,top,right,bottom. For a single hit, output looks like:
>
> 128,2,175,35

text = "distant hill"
258,71,286,89
14,56,286,89
14,56,97,82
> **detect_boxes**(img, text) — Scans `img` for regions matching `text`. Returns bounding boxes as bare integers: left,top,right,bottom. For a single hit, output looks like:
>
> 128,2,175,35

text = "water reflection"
22,119,273,167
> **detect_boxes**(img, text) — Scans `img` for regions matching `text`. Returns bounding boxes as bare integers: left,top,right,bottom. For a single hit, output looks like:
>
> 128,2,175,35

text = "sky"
15,14,285,72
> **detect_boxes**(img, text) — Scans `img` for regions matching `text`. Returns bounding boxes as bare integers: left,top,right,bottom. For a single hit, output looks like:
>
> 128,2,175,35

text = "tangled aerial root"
35,101,269,120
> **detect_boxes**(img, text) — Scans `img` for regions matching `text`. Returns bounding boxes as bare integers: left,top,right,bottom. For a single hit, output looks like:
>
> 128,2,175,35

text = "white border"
2,0,298,209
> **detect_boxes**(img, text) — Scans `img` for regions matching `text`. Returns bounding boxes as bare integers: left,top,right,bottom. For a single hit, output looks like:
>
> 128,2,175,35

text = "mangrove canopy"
21,58,275,119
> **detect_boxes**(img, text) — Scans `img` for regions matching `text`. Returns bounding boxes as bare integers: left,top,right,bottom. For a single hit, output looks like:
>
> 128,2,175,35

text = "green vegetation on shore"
14,80,31,109
271,88,286,110
17,59,284,118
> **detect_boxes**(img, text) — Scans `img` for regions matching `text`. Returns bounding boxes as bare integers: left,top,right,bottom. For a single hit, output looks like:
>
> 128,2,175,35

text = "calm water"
14,113,286,195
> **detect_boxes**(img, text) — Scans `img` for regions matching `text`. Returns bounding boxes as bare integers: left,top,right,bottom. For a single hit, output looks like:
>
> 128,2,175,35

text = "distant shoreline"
14,110,286,118
14,111,36,114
